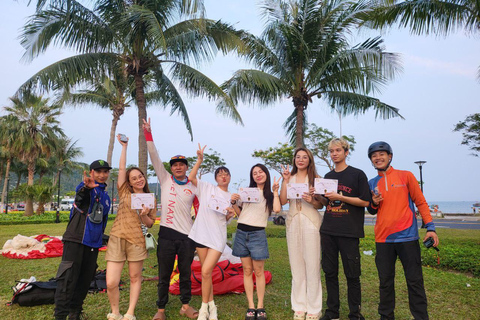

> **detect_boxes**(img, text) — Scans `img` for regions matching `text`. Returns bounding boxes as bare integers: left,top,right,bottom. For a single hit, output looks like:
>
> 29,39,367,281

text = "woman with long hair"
279,148,323,320
105,135,156,320
230,164,281,320
188,144,235,320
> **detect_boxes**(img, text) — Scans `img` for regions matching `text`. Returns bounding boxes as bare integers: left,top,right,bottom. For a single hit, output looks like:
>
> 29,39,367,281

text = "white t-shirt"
237,191,270,228
189,179,231,252
147,141,196,236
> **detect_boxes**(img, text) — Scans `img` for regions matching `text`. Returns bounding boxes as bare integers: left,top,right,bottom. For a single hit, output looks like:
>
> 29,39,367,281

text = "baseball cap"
169,155,188,166
90,160,112,171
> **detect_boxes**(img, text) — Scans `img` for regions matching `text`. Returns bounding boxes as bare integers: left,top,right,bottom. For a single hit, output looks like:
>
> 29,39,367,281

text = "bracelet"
230,200,237,205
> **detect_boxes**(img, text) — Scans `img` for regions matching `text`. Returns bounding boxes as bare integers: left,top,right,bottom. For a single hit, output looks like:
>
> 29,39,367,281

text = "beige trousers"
287,213,323,314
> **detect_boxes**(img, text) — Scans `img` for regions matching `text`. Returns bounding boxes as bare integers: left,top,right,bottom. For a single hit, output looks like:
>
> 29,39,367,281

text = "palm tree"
20,0,245,173
0,116,19,212
51,137,84,185
367,0,480,77
3,94,65,216
222,0,403,147
60,71,132,166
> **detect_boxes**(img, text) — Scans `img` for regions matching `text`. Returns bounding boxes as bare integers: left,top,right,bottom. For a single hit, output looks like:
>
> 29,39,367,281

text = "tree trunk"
134,73,148,174
36,201,45,215
0,158,11,212
24,160,35,216
106,110,122,167
16,173,22,189
295,104,305,149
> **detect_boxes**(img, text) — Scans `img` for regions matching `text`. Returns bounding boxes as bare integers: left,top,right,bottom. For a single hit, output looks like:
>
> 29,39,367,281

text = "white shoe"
209,304,218,320
197,306,209,320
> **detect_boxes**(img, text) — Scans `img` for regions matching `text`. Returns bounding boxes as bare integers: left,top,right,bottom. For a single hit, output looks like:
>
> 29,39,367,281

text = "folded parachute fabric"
1,234,63,259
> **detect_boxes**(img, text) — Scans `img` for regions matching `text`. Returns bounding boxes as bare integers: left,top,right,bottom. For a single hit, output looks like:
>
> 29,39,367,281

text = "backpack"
8,278,56,306
273,215,286,226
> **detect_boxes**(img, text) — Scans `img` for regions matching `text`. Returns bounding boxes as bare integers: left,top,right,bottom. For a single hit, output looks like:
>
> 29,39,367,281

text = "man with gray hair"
318,138,371,320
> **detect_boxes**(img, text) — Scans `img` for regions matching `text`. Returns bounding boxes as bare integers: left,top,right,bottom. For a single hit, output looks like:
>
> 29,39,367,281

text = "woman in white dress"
188,144,235,320
279,147,323,320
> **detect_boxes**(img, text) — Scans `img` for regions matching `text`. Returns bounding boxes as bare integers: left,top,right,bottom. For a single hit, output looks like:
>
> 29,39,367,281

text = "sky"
1,0,479,203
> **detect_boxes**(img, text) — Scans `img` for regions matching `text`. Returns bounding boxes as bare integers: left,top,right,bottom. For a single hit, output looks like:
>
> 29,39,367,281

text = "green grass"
0,222,479,319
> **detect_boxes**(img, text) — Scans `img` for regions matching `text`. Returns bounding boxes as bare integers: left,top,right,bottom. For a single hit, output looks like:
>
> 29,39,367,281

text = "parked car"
60,199,75,211
16,203,25,211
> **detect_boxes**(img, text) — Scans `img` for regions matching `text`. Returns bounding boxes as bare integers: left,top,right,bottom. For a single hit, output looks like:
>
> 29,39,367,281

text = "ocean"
283,200,479,214
427,200,479,214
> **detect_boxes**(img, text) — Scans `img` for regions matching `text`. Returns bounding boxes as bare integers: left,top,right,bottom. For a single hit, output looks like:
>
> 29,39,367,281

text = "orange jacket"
367,167,435,243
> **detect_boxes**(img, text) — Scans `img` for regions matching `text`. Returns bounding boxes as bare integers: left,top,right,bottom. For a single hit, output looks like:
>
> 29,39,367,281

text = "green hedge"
0,211,117,225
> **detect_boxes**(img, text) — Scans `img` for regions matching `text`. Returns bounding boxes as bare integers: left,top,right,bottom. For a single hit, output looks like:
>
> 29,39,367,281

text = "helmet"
368,141,393,159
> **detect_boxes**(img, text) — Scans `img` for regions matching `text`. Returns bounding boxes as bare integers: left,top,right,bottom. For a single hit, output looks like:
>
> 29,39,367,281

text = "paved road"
364,216,480,230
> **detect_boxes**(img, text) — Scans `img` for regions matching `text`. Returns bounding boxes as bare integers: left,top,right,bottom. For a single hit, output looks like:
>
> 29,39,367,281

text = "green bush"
0,211,117,225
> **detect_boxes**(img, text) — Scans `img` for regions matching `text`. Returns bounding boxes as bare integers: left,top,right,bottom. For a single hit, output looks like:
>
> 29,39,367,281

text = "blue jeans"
232,228,269,260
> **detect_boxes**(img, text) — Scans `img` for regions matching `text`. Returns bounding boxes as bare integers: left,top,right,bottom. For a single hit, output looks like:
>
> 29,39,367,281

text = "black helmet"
368,141,393,159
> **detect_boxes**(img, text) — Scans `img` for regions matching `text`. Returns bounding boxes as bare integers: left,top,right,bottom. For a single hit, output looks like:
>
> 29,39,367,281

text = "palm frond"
169,62,243,125
221,69,287,106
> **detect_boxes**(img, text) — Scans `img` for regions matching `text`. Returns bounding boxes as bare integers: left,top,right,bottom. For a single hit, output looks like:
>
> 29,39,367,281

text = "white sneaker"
197,306,209,320
209,304,218,320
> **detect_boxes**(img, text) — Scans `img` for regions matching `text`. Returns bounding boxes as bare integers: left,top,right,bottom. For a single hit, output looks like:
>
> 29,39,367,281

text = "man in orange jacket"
367,141,439,320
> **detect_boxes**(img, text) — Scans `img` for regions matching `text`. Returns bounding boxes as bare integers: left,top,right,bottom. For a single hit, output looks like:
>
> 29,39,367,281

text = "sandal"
107,313,123,320
256,308,267,320
245,308,256,320
123,315,136,320
306,314,319,320
294,311,306,320
152,311,166,320
179,306,199,319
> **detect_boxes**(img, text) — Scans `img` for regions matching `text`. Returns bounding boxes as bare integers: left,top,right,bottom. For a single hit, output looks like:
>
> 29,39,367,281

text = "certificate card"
239,187,260,203
207,195,230,215
287,183,309,199
131,193,155,209
314,178,338,194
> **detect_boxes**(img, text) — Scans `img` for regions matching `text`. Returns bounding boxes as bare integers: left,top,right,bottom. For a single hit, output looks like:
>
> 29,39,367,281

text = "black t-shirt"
320,166,371,238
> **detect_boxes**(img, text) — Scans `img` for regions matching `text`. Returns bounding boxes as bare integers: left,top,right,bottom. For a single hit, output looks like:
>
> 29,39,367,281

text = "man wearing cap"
54,160,112,320
367,141,439,320
143,118,199,320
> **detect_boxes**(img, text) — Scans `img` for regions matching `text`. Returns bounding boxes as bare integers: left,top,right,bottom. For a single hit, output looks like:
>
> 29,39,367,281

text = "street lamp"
414,161,427,228
55,168,63,223
414,161,426,193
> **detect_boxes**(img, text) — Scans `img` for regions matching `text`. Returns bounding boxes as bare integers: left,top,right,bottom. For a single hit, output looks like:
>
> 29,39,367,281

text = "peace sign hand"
83,170,99,189
272,176,280,193
280,164,291,183
142,118,152,133
197,143,207,162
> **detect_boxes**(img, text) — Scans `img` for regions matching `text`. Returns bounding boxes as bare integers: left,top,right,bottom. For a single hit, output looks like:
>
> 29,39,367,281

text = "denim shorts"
232,228,269,260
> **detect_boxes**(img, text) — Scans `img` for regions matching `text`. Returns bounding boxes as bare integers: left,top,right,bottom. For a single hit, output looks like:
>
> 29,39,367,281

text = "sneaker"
197,306,209,320
319,315,339,320
256,308,267,320
209,304,218,320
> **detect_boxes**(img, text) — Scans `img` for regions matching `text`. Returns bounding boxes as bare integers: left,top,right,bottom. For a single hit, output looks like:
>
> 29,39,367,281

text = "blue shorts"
232,228,269,260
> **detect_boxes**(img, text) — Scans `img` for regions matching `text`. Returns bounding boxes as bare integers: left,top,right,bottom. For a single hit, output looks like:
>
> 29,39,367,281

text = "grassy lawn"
0,222,479,320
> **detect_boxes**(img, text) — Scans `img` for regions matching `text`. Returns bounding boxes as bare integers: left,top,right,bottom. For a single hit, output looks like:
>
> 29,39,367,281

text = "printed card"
131,193,155,209
287,183,309,199
207,195,230,215
314,178,338,194
239,187,261,203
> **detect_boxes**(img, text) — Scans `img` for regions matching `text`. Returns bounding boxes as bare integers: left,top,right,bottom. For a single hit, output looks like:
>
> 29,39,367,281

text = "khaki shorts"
105,235,147,262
